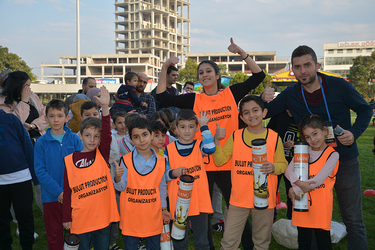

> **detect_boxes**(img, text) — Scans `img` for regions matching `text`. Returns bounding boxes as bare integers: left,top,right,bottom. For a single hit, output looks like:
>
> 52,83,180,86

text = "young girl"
111,72,147,114
285,114,339,250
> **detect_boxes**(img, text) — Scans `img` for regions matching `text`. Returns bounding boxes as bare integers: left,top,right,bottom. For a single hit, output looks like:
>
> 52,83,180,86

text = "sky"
0,0,374,78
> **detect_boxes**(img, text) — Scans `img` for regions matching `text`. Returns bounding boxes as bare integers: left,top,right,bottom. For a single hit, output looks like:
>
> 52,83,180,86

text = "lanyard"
301,75,332,122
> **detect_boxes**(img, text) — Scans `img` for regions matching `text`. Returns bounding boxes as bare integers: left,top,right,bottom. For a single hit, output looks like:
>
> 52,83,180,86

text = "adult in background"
134,72,156,119
262,45,371,250
65,77,97,108
156,38,266,250
151,65,180,116
0,110,36,250
183,81,195,94
0,71,48,215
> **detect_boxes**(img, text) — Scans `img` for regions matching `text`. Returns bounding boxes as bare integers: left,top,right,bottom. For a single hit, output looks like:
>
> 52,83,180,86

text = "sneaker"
16,228,39,239
138,240,146,250
212,220,224,233
109,243,122,250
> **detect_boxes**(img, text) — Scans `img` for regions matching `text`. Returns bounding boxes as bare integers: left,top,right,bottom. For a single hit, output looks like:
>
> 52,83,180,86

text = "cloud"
8,0,36,6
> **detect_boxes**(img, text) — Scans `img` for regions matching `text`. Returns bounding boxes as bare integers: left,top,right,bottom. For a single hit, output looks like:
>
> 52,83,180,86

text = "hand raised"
214,123,226,141
164,53,179,68
261,79,275,102
94,86,110,107
21,83,32,103
113,160,124,183
227,37,246,58
197,111,210,127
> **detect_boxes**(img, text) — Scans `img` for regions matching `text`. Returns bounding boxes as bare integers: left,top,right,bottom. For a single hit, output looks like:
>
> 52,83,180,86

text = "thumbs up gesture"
164,52,179,69
228,37,246,58
261,79,275,102
214,123,226,145
113,160,124,183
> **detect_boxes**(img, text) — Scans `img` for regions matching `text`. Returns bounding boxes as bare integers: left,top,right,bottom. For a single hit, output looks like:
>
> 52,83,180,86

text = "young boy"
62,86,120,250
34,99,83,250
164,109,216,250
114,117,183,250
118,113,142,156
149,120,167,156
212,95,288,250
81,101,100,120
109,111,127,250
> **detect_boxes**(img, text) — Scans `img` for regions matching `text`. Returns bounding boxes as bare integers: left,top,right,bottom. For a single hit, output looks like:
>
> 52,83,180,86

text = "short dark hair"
149,120,167,135
111,111,127,123
184,81,194,89
239,95,265,115
298,114,326,142
125,72,138,85
82,77,95,86
150,111,170,130
167,65,178,75
160,108,175,124
291,45,317,65
128,117,151,138
79,117,102,134
2,71,30,105
125,113,142,129
80,101,99,116
176,109,198,126
46,99,68,116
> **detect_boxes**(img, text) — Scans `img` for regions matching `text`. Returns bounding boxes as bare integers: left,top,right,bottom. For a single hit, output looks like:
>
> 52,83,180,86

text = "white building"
323,41,375,78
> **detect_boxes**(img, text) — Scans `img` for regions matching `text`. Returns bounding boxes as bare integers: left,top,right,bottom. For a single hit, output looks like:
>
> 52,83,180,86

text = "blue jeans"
78,224,111,250
334,157,367,249
123,234,160,250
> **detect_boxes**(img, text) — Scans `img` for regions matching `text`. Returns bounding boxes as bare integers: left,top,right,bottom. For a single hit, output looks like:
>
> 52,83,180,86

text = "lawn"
9,124,375,249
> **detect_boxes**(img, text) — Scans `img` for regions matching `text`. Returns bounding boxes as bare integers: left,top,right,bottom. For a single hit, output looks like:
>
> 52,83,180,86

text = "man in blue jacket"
262,45,372,250
34,100,83,249
0,109,36,250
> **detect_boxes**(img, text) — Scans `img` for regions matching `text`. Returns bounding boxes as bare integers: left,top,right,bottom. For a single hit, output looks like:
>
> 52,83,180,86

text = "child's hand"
142,102,148,107
288,187,296,206
260,161,275,174
197,111,210,127
63,222,71,230
113,160,124,183
295,180,316,193
214,123,226,141
58,192,63,204
162,209,172,224
94,86,110,107
172,167,187,178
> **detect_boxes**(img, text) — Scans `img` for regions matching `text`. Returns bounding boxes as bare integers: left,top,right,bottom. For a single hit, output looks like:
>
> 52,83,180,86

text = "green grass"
10,123,375,249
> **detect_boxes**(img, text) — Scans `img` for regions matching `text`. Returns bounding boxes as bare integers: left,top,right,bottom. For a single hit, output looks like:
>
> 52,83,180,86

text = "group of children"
24,80,339,250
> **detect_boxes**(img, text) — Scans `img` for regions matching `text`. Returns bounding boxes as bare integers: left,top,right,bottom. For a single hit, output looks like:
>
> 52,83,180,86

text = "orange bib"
193,87,238,171
292,147,339,230
230,128,279,209
166,140,213,218
64,148,120,234
119,152,165,237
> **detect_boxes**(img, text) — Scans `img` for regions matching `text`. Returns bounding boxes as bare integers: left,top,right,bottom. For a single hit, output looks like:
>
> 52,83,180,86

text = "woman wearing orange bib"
156,38,266,249
286,115,339,250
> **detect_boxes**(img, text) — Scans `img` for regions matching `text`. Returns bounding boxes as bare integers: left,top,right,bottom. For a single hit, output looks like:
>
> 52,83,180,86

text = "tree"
0,46,37,82
348,51,375,98
229,69,272,95
218,64,228,76
178,58,198,83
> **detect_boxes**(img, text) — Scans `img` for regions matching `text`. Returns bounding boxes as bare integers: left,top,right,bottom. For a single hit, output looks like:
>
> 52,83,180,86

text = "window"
347,49,353,53
337,49,343,54
328,49,334,54
357,49,362,53
366,48,373,53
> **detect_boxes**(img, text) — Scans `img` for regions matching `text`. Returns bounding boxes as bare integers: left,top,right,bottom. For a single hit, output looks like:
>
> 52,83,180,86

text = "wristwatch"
30,124,36,130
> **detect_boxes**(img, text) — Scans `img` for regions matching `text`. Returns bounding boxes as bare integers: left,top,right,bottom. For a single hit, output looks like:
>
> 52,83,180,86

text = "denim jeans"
123,234,160,250
334,157,367,249
78,224,111,250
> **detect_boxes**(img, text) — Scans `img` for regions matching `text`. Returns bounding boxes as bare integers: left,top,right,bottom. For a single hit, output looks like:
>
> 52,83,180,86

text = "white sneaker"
16,228,39,239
